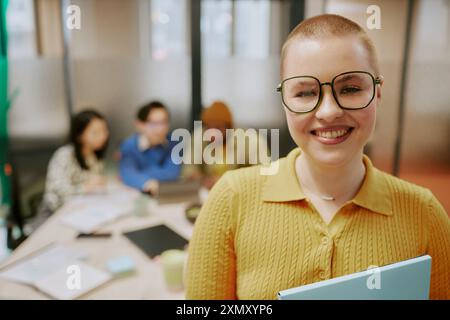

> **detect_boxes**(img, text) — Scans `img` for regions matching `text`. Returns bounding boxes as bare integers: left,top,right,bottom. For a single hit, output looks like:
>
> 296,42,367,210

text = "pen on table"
77,232,112,238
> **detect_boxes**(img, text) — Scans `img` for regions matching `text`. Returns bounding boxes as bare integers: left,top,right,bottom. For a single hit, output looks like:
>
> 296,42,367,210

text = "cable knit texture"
185,148,450,300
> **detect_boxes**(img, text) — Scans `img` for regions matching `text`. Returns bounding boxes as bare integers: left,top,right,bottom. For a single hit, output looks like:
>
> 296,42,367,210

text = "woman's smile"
309,125,355,145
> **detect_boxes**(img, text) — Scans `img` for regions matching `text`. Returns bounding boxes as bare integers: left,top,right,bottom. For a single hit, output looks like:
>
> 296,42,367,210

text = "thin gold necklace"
297,156,365,202
299,179,336,201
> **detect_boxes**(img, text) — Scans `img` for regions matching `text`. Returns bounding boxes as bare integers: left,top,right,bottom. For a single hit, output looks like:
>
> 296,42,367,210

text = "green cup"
161,249,187,291
133,195,149,216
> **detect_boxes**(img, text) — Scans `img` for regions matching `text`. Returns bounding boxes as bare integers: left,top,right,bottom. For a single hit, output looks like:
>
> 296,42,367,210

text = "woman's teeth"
314,128,350,139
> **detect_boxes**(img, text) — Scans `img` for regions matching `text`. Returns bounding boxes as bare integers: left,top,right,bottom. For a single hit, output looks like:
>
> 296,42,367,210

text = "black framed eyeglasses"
276,71,383,114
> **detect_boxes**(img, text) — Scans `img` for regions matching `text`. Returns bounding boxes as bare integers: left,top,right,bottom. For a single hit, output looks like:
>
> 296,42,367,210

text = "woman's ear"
376,75,384,99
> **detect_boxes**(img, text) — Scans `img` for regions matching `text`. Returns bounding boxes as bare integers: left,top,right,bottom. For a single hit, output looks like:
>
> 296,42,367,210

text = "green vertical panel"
0,0,9,207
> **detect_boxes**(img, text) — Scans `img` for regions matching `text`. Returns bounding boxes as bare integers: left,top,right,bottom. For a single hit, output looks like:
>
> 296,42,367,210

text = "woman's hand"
202,175,219,190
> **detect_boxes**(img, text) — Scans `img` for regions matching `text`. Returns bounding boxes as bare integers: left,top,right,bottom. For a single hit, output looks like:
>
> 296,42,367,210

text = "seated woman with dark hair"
39,109,110,215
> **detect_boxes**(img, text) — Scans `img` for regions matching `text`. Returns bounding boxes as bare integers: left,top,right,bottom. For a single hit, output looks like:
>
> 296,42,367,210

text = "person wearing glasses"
186,14,450,299
119,101,181,194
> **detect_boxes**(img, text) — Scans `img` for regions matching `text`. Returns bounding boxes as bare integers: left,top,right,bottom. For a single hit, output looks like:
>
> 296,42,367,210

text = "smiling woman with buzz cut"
185,14,450,300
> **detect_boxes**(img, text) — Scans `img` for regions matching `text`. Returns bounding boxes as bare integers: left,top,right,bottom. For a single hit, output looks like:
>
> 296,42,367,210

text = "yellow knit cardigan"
186,148,450,299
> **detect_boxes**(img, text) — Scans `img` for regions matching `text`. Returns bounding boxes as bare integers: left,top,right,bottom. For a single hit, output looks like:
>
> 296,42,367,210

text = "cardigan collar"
261,148,393,216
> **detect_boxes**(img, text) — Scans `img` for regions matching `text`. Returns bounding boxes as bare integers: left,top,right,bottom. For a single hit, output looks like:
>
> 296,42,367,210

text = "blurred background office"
0,0,449,260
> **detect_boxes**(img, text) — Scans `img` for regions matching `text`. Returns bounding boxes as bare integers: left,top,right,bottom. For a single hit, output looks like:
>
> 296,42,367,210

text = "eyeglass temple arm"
375,75,384,84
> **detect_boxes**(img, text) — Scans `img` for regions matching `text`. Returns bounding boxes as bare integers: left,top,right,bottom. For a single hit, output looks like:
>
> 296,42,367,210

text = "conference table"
0,182,203,299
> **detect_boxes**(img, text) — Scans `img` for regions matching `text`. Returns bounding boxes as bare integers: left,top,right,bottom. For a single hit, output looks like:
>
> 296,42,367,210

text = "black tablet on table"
123,224,188,258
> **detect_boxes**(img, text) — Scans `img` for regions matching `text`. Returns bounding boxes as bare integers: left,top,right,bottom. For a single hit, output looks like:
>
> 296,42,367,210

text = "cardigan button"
319,271,326,280
321,236,329,245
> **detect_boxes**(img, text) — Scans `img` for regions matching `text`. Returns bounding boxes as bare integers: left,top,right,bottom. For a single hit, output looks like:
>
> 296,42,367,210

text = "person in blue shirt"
119,101,181,194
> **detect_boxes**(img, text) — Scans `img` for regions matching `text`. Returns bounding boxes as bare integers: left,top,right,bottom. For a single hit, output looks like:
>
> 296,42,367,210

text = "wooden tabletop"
0,185,197,299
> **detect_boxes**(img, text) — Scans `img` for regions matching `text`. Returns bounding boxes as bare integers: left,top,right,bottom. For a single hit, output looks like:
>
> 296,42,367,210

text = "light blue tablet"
278,255,431,300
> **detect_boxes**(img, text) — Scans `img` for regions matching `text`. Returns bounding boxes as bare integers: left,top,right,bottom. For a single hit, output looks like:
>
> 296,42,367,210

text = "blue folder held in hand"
278,255,431,300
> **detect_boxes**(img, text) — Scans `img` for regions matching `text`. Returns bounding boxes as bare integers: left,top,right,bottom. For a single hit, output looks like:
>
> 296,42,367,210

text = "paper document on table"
0,244,111,300
0,244,87,285
67,185,139,207
34,261,111,300
60,203,130,233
